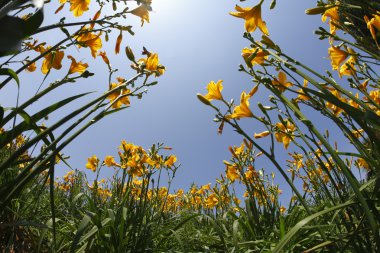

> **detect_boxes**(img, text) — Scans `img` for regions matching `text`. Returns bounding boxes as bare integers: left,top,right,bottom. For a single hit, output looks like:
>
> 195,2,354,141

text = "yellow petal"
254,131,270,139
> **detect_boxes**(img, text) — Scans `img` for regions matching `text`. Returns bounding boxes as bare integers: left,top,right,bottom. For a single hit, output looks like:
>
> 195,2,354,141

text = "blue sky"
2,0,337,199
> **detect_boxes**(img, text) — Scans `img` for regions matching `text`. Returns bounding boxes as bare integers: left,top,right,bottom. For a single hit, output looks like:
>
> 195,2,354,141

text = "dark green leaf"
22,8,44,37
0,68,19,87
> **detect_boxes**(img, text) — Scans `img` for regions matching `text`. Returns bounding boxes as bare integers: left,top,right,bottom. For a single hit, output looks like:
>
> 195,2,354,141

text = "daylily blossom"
230,92,254,119
272,71,293,92
76,29,102,58
226,165,240,182
86,155,99,172
204,193,219,208
364,15,380,48
164,155,177,167
339,56,356,78
67,55,88,74
321,6,339,36
328,46,348,70
275,120,296,149
203,80,224,101
325,89,347,116
351,129,364,139
367,89,380,105
107,82,131,109
70,0,90,17
230,3,269,35
41,47,64,74
104,156,119,167
138,53,165,76
131,5,150,26
296,80,310,102
241,47,268,67
328,46,356,77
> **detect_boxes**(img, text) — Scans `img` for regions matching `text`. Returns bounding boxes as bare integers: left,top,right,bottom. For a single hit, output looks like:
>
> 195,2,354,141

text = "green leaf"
273,201,355,253
22,8,44,37
0,8,43,56
70,215,92,253
0,105,3,124
0,16,24,56
0,92,90,149
0,68,19,87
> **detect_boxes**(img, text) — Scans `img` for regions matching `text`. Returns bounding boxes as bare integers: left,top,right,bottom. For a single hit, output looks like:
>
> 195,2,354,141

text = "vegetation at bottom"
0,0,380,252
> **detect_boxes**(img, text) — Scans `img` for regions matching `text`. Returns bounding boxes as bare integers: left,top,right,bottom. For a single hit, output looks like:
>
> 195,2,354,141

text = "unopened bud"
125,46,135,61
305,5,331,15
197,93,211,106
249,84,259,97
228,146,237,158
115,32,123,54
81,70,94,78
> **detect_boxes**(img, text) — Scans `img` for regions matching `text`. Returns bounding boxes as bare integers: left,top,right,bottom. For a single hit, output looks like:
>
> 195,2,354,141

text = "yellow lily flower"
138,53,165,76
131,5,150,26
164,155,177,167
296,80,310,102
368,89,380,105
107,82,131,109
241,47,268,67
321,6,339,35
76,29,102,58
272,71,293,92
230,91,254,119
104,156,119,167
321,6,339,23
328,46,348,70
41,47,64,74
325,89,347,116
86,155,99,172
204,193,219,209
339,56,356,78
364,15,380,48
230,3,269,35
203,80,224,101
275,120,296,149
226,165,240,182
67,55,88,74
70,0,90,17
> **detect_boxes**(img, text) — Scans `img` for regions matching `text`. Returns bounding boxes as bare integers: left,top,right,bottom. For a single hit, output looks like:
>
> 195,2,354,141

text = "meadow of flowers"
0,0,379,252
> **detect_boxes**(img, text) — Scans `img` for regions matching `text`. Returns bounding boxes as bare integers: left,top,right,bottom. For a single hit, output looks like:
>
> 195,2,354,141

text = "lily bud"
91,9,101,28
125,46,135,61
115,32,123,54
197,93,211,106
305,5,332,15
254,131,270,139
249,84,259,97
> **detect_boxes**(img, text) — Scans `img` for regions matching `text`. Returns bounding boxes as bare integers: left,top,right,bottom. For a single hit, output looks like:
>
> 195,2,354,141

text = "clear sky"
2,0,334,199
